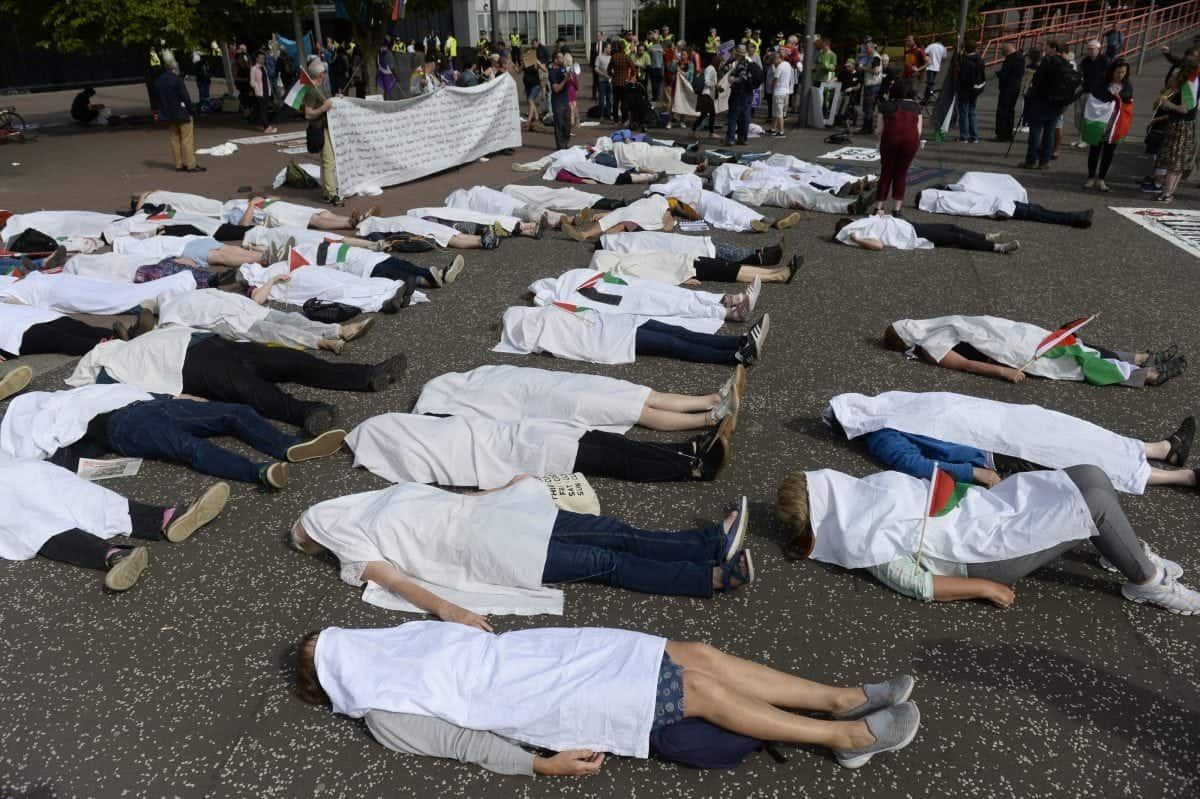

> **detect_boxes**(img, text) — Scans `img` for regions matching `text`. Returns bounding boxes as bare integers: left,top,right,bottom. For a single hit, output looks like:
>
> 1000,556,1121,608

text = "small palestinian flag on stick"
553,301,596,323
284,69,318,111
1017,313,1100,372
914,463,968,569
577,271,629,291
288,248,310,271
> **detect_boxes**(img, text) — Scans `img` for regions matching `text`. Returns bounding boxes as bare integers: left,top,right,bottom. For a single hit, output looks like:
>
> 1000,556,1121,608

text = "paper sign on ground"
1111,207,1200,258
77,458,143,481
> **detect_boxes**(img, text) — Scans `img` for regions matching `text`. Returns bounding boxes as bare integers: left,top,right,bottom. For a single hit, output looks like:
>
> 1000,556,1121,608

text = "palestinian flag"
1183,75,1199,112
926,463,969,518
147,208,176,221
316,240,351,264
1034,315,1130,386
284,70,317,111
578,271,629,291
552,301,593,314
1081,95,1134,146
288,248,309,271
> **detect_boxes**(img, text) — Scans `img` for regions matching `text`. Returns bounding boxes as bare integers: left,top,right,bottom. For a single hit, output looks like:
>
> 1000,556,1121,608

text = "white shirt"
836,216,934,250
925,42,947,71
772,61,796,95
301,479,562,615
600,231,716,258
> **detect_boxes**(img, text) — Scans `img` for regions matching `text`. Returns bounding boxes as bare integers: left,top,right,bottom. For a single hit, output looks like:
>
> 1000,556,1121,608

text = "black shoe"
786,254,803,284
1148,355,1188,386
380,277,417,314
755,243,783,266
302,404,337,437
1151,344,1179,369
185,166,207,173
481,226,500,250
369,353,408,391
736,314,771,365
692,417,733,480
1166,416,1196,467
1071,209,1094,229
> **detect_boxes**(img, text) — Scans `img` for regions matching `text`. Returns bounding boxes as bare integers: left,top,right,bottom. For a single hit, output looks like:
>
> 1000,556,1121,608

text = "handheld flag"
284,69,317,111
914,463,968,569
288,248,309,271
577,271,629,291
1017,313,1098,372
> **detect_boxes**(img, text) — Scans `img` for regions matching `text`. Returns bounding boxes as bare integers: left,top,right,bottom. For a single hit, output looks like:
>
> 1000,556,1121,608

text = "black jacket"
1079,54,1110,97
997,51,1025,93
154,71,194,122
728,59,763,97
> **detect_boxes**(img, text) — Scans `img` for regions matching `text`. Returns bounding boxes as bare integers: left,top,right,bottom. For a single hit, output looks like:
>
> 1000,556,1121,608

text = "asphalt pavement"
1,49,1198,799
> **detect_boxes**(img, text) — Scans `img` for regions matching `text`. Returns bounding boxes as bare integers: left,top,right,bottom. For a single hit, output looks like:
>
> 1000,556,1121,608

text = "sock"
104,546,127,567
160,507,178,531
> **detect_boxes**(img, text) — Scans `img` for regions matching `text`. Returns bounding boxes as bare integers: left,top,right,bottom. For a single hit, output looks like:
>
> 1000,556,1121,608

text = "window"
547,10,583,43
507,11,538,43
477,14,488,38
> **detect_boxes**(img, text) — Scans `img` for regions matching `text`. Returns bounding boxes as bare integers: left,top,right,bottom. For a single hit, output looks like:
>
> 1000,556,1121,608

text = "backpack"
302,298,362,324
1042,56,1082,108
284,161,320,189
5,228,58,255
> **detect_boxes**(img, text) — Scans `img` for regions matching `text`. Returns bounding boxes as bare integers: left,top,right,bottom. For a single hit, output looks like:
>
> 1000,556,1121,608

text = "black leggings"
592,198,628,211
159,223,250,242
1087,142,1118,179
19,318,111,356
911,222,993,252
36,500,170,571
181,337,377,427
572,430,697,482
694,256,743,282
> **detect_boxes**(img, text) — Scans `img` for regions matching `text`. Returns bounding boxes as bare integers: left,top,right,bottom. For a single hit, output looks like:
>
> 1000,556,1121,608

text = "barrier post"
1137,0,1156,74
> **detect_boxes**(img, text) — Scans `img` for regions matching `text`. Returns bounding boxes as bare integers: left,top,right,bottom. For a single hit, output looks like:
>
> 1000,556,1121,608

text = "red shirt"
903,46,926,78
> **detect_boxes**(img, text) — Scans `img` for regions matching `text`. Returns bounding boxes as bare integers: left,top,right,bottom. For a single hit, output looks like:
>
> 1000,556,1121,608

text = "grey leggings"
966,465,1157,585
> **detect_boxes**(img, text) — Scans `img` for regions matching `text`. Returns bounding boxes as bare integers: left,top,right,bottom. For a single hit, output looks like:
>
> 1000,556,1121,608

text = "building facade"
450,0,639,49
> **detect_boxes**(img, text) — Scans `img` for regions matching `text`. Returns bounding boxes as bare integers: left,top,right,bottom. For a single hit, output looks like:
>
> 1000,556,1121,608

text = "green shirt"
816,50,837,82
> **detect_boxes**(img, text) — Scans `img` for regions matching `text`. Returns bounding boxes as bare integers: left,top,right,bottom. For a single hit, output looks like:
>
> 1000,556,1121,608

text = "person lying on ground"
1,268,198,317
598,230,782,263
0,383,347,489
357,214,501,250
66,326,408,435
289,476,755,618
0,304,134,360
589,247,800,286
0,460,227,592
914,171,1093,228
1,246,68,276
777,466,1200,615
408,206,545,239
514,146,664,185
112,233,269,269
414,363,745,433
647,173,802,232
529,268,761,324
239,262,423,315
347,412,736,486
285,240,466,289
153,287,375,353
133,191,378,233
293,623,920,774
562,195,675,241
501,183,627,213
882,316,1186,387
446,185,582,231
834,216,1021,253
711,161,873,215
824,390,1197,492
496,304,770,366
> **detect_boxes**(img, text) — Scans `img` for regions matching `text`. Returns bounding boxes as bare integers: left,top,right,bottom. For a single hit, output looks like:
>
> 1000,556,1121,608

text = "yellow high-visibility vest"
149,49,161,66
446,36,457,56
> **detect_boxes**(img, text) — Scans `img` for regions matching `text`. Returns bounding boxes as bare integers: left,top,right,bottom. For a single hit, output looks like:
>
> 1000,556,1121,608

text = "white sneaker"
1099,540,1182,580
1122,571,1200,615
746,275,762,314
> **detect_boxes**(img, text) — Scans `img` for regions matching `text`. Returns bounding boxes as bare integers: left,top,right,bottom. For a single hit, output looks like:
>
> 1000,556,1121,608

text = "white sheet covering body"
67,326,197,395
1,270,196,315
112,235,204,259
828,391,1151,494
239,263,427,311
314,622,666,757
407,206,521,232
222,199,318,229
597,195,670,233
917,188,1015,218
356,215,459,247
0,457,132,560
445,186,527,219
649,174,764,231
347,413,582,488
64,253,153,283
502,184,603,211
143,191,225,218
0,304,62,355
805,468,1098,569
291,242,389,278
948,171,1028,203
158,289,272,336
600,231,716,258
0,384,152,461
2,211,124,242
414,365,651,433
613,141,694,175
243,226,343,250
529,268,725,332
836,216,934,250
302,478,562,615
544,148,626,184
589,249,698,284
891,315,1135,383
494,305,641,365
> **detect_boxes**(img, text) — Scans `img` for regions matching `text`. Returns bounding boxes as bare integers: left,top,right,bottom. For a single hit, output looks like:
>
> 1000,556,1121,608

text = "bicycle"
0,106,37,142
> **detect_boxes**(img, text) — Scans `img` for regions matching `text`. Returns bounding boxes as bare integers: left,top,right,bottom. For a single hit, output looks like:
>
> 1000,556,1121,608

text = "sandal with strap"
717,549,755,592
1166,416,1196,467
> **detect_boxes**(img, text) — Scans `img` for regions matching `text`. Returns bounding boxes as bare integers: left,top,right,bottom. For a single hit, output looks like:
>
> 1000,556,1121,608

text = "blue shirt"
862,428,988,484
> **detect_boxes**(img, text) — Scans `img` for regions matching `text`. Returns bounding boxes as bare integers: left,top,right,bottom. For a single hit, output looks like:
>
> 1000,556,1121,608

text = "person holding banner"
288,475,755,615
777,466,1200,615
882,315,1186,387
1082,59,1133,192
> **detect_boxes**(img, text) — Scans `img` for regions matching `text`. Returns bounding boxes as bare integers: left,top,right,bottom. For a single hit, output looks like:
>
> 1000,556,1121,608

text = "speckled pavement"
2,51,1199,799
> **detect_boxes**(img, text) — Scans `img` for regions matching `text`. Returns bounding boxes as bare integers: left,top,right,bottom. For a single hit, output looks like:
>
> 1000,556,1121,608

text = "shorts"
651,652,686,731
772,94,790,118
180,237,221,265
525,83,542,103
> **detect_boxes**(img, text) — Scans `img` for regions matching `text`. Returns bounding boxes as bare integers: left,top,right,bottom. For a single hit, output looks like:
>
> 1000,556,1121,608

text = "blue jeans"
598,80,613,120
1024,114,1059,165
543,510,723,597
635,320,743,365
714,241,756,263
957,96,977,141
726,93,752,144
107,399,300,483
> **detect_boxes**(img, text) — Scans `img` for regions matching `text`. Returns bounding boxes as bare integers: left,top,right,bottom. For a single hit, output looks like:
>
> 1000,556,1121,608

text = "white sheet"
589,249,698,285
0,303,62,355
158,289,271,336
0,384,152,461
1,270,196,315
239,263,427,311
529,268,725,333
494,305,641,365
67,326,197,395
600,231,716,258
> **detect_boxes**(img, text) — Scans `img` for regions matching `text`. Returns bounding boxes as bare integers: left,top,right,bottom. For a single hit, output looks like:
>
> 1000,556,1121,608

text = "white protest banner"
1111,207,1200,258
327,74,523,197
670,71,731,117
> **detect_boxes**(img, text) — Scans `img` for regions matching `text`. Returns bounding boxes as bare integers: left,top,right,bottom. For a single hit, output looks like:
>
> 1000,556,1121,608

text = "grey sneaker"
833,675,916,721
1121,572,1200,615
835,702,921,769
165,482,230,543
1099,540,1183,580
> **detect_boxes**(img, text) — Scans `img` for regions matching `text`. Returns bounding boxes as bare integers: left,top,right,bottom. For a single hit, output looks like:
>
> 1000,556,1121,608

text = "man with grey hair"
301,58,340,205
154,54,204,172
